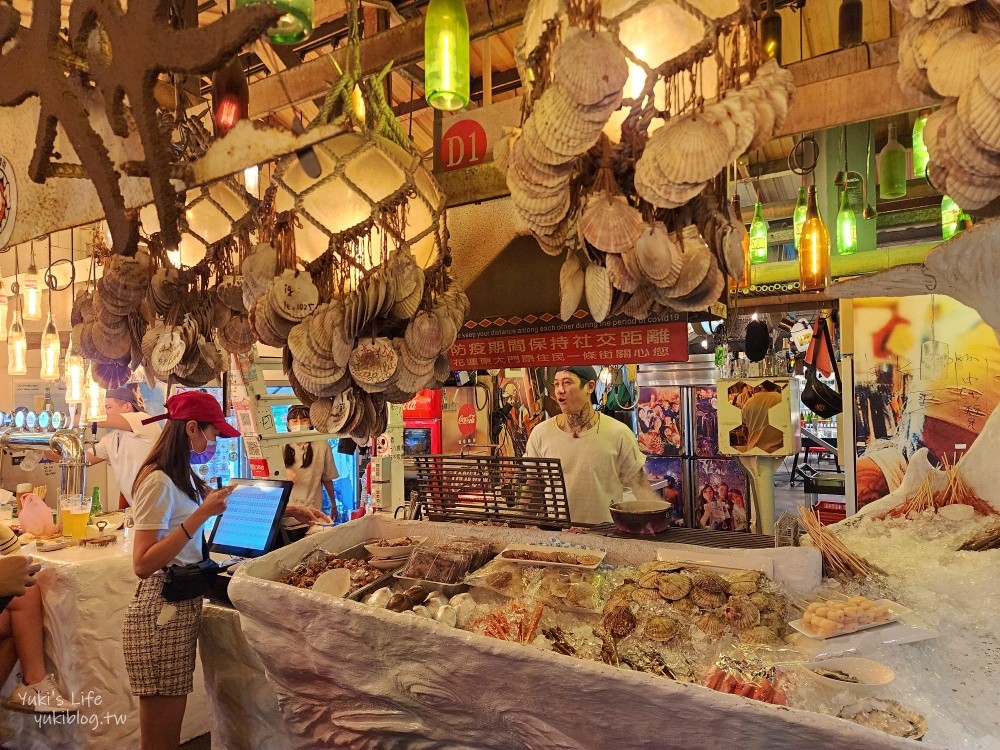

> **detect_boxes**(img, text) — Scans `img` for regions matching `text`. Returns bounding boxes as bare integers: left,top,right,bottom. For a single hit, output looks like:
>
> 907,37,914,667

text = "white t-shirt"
286,442,339,510
131,470,204,566
94,411,161,506
524,414,646,525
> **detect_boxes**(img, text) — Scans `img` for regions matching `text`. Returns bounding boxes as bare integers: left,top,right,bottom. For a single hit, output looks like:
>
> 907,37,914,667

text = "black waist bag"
162,559,220,602
801,318,844,418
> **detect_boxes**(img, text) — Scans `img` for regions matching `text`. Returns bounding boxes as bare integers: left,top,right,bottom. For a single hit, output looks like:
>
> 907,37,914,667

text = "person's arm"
284,505,332,525
97,414,136,432
0,555,41,597
132,478,233,578
43,450,105,466
700,505,712,527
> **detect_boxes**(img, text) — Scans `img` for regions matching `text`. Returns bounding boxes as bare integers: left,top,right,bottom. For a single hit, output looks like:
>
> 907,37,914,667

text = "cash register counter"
0,531,218,749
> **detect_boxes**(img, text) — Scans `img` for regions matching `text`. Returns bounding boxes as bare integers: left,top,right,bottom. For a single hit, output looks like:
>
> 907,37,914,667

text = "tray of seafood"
398,535,492,585
497,544,605,570
464,559,602,612
276,543,391,599
790,596,901,639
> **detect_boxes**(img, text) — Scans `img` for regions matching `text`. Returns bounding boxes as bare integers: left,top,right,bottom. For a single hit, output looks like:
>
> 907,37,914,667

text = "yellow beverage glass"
61,509,90,540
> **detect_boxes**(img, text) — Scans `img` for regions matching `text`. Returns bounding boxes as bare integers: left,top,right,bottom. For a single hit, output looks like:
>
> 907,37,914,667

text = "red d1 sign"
439,119,488,171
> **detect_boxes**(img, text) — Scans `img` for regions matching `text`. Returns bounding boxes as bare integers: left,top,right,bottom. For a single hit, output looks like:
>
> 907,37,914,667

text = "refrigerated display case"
637,355,751,531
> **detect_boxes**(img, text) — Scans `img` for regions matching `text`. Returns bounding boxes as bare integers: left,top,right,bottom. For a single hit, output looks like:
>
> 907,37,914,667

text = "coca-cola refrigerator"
403,390,442,457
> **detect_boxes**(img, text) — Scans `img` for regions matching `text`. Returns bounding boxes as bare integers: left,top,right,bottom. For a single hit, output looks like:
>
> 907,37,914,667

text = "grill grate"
589,524,776,549
413,455,571,528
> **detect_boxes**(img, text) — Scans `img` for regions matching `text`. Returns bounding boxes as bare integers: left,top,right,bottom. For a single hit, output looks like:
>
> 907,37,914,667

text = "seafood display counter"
227,515,973,750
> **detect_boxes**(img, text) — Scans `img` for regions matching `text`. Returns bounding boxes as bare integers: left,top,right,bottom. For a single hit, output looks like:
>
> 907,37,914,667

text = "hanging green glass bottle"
425,0,470,111
912,109,931,180
941,195,961,240
878,122,907,199
836,188,858,255
793,185,808,252
749,201,769,264
236,0,313,44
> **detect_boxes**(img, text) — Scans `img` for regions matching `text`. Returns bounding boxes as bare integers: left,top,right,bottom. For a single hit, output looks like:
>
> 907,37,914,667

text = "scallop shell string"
510,0,793,318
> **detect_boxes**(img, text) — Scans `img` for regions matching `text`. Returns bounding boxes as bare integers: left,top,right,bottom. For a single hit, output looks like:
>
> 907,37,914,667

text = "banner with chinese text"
450,312,687,369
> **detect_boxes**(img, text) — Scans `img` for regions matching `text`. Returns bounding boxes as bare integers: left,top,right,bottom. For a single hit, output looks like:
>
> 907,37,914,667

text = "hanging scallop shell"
552,29,629,107
584,263,613,323
634,224,683,287
926,27,1000,98
559,252,586,322
913,9,970,67
580,193,643,254
642,114,732,186
621,284,653,320
606,253,639,293
960,78,1000,149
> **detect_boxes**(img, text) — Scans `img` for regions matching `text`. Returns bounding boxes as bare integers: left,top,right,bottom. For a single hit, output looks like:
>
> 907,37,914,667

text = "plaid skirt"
122,573,203,697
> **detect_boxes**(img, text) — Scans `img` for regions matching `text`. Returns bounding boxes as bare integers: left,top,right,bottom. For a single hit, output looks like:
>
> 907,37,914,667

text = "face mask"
289,423,304,433
190,426,218,465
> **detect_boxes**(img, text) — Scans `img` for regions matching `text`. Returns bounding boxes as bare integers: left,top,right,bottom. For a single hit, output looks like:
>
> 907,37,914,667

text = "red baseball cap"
142,391,240,439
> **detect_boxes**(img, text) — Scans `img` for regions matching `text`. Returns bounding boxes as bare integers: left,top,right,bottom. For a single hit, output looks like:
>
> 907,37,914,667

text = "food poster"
637,386,684,456
493,369,545,457
717,378,796,456
693,385,721,457
694,459,750,532
852,296,1000,507
643,457,685,527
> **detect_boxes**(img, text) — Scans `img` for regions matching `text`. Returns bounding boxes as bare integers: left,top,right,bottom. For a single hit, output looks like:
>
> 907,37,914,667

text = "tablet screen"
208,479,291,557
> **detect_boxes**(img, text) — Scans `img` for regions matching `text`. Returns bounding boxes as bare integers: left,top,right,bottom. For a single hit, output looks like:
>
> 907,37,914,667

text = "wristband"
180,522,193,540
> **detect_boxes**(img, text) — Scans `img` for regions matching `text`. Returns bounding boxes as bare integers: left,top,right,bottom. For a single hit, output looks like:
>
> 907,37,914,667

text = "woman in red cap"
122,391,240,750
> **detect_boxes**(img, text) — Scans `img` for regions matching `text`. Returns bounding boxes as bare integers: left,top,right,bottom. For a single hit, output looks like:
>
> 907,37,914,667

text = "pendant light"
211,58,249,136
236,0,313,44
424,0,470,111
760,0,782,64
878,122,907,199
798,185,831,292
21,245,41,321
84,363,107,423
793,182,808,251
64,335,86,405
39,239,61,381
749,198,769,264
912,109,931,180
244,165,260,196
7,250,26,375
836,187,858,255
0,281,8,342
838,0,863,48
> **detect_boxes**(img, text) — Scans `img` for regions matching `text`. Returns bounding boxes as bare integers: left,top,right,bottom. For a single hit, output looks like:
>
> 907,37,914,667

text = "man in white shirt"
85,386,162,509
524,366,660,525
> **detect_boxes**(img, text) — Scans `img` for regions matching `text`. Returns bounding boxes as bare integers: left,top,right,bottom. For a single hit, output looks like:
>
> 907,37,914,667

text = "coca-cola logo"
457,404,477,437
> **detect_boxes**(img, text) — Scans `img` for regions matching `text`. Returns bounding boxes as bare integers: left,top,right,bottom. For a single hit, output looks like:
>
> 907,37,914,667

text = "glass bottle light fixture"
211,58,249,135
424,0,470,111
64,335,86,406
793,183,808,252
912,109,931,180
838,0,863,49
244,165,260,196
760,0,782,64
878,122,908,199
799,185,831,292
21,247,41,321
836,187,858,255
749,199,769,264
941,194,961,240
39,312,60,381
0,281,8,342
7,301,26,376
237,0,313,44
84,363,107,423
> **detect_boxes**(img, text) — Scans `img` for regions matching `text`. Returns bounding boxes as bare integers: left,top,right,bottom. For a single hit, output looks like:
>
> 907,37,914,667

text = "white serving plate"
800,657,895,698
364,536,426,559
790,600,906,640
497,544,605,570
369,556,410,571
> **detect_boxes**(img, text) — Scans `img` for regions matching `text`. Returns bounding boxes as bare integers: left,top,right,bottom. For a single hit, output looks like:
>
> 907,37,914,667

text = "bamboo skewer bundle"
798,506,886,580
875,456,999,520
